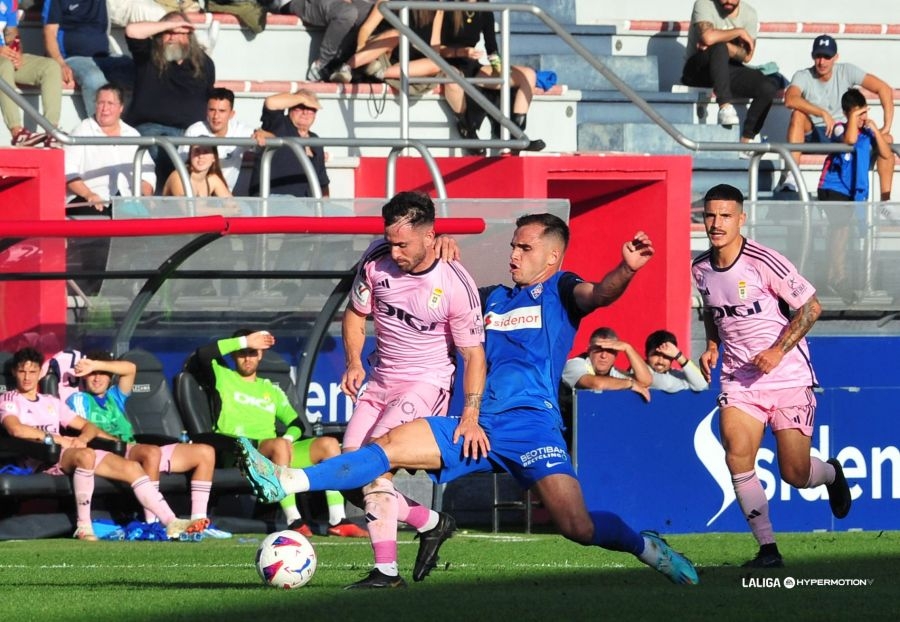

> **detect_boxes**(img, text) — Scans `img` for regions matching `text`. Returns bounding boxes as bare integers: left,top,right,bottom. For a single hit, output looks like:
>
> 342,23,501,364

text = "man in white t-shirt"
561,327,652,401
183,88,252,192
779,35,894,198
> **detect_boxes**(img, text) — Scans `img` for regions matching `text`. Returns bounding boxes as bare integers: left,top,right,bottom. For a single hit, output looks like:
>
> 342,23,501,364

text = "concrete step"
575,90,707,125
578,122,739,156
512,53,659,91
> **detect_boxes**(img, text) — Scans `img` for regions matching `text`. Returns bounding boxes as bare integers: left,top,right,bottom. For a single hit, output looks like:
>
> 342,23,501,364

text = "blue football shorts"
425,407,576,489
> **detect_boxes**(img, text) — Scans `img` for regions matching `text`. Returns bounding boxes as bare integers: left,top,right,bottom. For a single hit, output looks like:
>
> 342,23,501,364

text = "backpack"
40,349,84,402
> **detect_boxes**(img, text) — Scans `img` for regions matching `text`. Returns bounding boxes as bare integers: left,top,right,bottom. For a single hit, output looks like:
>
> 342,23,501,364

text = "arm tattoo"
778,299,819,353
464,393,482,409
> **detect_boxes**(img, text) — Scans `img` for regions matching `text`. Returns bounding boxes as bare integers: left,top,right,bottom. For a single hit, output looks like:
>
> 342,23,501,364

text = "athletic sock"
326,490,346,525
365,478,399,566
281,497,301,525
588,510,644,555
733,470,775,545
132,475,175,525
396,493,434,531
375,562,399,576
144,480,161,523
190,480,212,520
806,457,834,487
73,467,95,527
289,444,391,493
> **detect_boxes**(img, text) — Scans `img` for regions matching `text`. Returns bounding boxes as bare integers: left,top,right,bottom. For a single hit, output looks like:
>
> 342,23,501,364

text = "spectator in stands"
183,88,253,193
436,0,544,153
0,3,63,146
0,347,208,541
107,0,166,27
125,11,216,193
273,0,375,82
65,83,155,214
162,144,233,197
778,35,894,200
643,329,709,393
339,191,485,589
681,0,776,146
561,327,652,402
344,1,442,90
817,88,892,300
42,0,135,119
190,329,366,538
67,351,216,529
248,89,330,198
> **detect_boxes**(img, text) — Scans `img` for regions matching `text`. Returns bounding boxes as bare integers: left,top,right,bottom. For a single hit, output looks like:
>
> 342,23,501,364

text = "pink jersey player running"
340,191,486,589
692,183,852,568
0,348,207,541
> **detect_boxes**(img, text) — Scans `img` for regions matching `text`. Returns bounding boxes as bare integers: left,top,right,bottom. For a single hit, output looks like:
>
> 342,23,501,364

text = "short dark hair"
841,88,866,115
645,329,677,356
96,83,125,104
12,347,43,368
208,87,235,107
703,183,745,207
382,191,435,228
84,350,114,362
589,327,618,341
232,328,255,339
515,213,570,250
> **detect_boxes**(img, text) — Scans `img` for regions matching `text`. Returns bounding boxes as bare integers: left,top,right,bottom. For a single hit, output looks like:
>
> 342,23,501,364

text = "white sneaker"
717,104,739,126
776,172,798,193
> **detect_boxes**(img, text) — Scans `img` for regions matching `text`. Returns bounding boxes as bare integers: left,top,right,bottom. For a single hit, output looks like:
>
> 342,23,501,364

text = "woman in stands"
436,0,544,152
162,144,232,198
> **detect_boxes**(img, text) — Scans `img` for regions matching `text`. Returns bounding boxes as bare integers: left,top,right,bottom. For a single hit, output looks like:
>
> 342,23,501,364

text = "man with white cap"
779,34,894,199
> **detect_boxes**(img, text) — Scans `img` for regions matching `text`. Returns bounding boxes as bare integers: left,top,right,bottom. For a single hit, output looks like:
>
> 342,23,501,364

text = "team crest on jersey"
2,401,18,414
738,280,747,300
353,280,371,306
428,287,443,310
529,283,543,300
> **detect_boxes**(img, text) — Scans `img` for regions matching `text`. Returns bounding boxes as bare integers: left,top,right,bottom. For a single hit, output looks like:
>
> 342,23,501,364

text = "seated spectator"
190,329,366,537
42,0,135,119
65,83,155,214
344,1,442,91
248,89,330,198
183,88,253,193
124,11,216,193
561,327,652,401
163,144,233,198
778,35,894,200
0,5,63,146
644,330,709,393
817,88,892,299
67,351,216,528
680,0,775,146
435,0,544,153
0,347,208,541
274,0,375,82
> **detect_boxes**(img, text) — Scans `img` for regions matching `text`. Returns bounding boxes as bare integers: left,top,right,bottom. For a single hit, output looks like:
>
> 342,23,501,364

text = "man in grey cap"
778,34,894,199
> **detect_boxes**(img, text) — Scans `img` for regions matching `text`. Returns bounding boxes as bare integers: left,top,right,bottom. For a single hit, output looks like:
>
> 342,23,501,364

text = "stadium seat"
119,349,187,444
0,351,12,392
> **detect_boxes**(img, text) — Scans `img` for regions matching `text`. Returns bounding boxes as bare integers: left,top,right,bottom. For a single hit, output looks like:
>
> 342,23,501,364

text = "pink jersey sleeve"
445,261,485,349
349,239,389,315
762,248,816,310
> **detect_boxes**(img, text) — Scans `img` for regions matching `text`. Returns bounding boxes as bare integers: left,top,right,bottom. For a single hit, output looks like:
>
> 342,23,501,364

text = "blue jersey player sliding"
238,213,699,585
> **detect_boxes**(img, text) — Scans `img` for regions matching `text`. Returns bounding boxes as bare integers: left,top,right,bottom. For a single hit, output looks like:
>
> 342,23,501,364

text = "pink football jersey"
350,239,484,389
0,390,79,433
692,238,818,390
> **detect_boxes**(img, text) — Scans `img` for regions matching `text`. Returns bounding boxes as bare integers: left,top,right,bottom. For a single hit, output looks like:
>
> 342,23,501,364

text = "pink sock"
190,480,212,519
364,478,399,564
396,493,433,530
132,476,176,525
144,480,161,522
73,468,94,527
806,457,834,487
733,470,775,546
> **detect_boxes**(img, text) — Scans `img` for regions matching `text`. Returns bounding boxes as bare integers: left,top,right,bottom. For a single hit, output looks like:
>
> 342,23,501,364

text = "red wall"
356,154,694,358
0,148,67,354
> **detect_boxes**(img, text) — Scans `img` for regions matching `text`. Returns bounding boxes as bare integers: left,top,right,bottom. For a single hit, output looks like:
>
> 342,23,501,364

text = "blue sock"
305,444,391,491
589,511,644,555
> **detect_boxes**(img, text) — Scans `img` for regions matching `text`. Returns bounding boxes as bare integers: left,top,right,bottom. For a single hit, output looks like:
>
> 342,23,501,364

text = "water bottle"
312,421,324,437
488,53,502,77
179,430,191,444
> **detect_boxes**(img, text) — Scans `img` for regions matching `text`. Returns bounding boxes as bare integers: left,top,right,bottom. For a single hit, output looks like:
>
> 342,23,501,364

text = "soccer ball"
255,530,317,589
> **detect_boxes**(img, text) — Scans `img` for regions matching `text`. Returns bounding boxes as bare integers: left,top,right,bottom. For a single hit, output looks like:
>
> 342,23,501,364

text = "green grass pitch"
1,529,897,621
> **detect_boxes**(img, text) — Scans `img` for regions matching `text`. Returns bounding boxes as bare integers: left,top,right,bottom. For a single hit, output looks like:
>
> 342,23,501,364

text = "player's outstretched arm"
573,232,655,313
